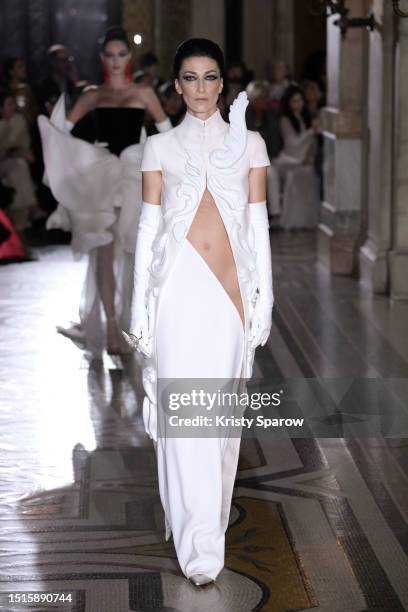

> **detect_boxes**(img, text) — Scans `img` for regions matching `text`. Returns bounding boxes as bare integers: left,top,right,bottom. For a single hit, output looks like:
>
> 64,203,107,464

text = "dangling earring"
125,60,133,84
103,64,111,86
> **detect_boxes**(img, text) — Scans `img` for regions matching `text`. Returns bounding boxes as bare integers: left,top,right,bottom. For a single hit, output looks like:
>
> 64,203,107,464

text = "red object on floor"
0,209,26,260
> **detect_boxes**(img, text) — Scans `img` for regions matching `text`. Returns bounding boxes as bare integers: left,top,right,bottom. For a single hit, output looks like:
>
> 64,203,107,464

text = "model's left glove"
248,200,274,350
123,201,163,357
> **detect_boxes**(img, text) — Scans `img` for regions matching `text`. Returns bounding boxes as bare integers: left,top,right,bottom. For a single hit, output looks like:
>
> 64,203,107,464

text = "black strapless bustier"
71,107,145,156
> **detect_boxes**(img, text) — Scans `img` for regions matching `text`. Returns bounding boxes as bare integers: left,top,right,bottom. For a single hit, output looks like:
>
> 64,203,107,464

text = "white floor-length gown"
137,92,270,579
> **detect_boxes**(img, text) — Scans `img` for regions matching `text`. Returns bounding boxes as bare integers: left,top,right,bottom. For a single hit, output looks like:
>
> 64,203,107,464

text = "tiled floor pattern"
0,231,407,611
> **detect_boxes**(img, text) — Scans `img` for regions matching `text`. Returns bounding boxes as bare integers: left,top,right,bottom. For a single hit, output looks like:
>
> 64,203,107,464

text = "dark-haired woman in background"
125,38,273,586
274,85,321,230
38,27,171,355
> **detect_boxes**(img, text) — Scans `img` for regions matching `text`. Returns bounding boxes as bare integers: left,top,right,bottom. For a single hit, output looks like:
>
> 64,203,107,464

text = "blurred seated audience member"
223,60,250,113
135,52,163,90
158,81,185,126
246,80,283,217
246,80,283,158
273,85,321,230
266,59,291,112
2,57,39,125
0,91,41,231
36,44,78,116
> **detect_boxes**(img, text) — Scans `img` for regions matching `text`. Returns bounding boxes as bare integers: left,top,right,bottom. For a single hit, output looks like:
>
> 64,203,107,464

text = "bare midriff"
186,187,244,330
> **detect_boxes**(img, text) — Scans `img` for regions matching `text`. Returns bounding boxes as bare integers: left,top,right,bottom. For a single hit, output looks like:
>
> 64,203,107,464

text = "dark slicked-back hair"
173,38,224,79
100,26,130,52
281,84,311,134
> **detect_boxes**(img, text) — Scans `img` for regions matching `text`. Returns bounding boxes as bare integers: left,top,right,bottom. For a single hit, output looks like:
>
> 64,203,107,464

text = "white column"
318,0,368,274
389,4,408,298
359,0,395,293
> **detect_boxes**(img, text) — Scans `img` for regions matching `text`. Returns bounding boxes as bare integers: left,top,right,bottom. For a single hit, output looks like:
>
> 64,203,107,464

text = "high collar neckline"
183,108,223,127
178,107,227,143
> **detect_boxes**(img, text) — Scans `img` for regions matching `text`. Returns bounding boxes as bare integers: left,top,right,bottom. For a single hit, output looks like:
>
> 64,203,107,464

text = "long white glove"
123,201,163,357
248,200,274,349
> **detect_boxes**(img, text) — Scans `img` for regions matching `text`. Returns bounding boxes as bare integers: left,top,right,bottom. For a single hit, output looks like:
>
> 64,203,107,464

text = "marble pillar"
359,0,395,294
389,5,408,299
319,1,369,274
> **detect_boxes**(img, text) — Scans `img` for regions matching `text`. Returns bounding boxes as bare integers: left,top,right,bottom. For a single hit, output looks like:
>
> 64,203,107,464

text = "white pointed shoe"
188,573,215,586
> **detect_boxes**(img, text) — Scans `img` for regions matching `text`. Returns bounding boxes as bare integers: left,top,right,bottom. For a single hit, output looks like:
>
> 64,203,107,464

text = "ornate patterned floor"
0,231,407,611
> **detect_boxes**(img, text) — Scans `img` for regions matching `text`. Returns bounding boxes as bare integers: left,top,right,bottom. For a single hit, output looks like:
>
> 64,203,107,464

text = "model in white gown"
126,54,274,584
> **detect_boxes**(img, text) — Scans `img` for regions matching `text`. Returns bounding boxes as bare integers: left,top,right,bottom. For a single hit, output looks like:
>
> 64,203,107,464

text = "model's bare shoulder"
79,86,101,107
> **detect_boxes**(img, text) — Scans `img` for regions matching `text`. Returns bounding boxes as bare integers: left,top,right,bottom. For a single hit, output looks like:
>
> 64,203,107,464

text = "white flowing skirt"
154,238,245,580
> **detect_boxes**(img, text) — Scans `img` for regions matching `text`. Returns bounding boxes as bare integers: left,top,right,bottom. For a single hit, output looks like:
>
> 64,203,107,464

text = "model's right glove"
123,201,163,357
248,200,274,350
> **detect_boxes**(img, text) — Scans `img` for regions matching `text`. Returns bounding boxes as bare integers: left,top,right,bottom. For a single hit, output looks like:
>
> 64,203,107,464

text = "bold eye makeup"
181,72,220,82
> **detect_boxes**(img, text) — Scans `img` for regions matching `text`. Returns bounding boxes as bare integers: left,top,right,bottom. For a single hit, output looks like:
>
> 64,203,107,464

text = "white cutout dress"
138,92,270,579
